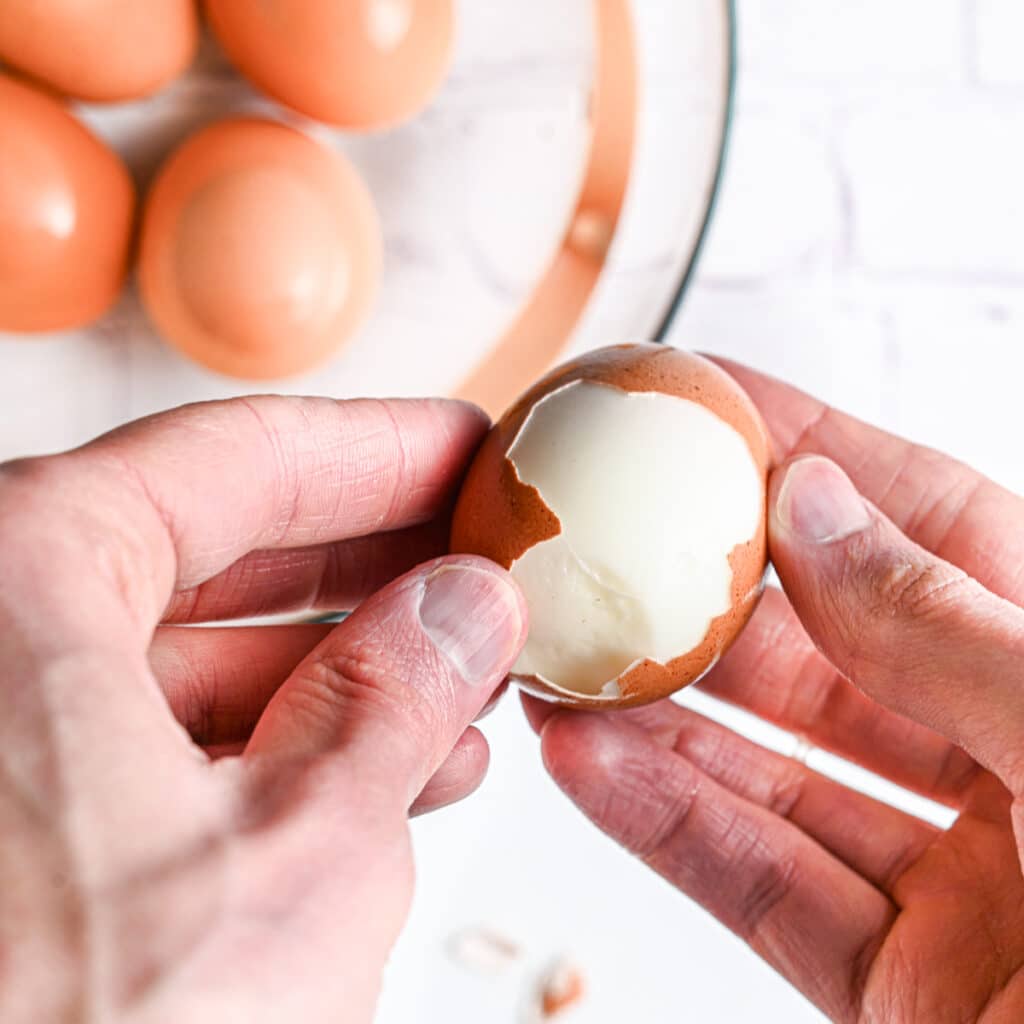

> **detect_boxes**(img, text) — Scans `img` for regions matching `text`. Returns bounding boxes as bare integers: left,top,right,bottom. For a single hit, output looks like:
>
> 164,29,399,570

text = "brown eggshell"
137,117,382,380
204,0,454,131
450,343,771,710
0,0,198,102
0,74,135,332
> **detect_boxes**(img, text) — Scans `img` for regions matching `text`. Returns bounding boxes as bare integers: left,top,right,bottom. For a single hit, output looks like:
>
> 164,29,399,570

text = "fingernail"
775,456,872,544
419,565,523,685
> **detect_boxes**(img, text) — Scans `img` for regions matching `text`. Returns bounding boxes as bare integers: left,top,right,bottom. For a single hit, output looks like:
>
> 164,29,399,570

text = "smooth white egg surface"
506,380,764,697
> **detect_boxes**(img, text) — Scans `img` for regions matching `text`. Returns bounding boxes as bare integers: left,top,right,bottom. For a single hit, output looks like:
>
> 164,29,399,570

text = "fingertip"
410,726,490,816
434,397,491,427
538,713,693,851
417,555,529,684
520,691,559,734
770,455,874,549
425,398,492,446
539,710,631,787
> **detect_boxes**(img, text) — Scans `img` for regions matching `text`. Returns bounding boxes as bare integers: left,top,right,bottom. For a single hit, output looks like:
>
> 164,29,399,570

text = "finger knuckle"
292,641,445,738
763,766,805,820
868,556,969,622
719,812,801,940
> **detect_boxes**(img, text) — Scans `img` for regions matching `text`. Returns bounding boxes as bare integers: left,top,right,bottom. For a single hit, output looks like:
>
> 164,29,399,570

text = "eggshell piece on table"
451,344,771,710
0,0,198,102
204,0,455,130
138,118,382,380
0,74,135,332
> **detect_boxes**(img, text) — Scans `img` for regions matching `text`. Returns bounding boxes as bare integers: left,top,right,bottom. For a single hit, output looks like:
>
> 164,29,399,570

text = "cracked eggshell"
450,343,771,710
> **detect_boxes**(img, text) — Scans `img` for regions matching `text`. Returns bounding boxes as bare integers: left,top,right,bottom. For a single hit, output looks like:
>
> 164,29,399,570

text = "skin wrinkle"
632,771,704,860
546,717,702,859
753,757,806,823
699,592,982,809
816,534,1024,788
286,612,455,765
325,413,396,537
903,469,984,559
850,432,903,501
716,806,803,942
236,397,304,547
781,401,834,466
867,556,971,626
633,774,703,863
311,541,346,612
931,741,983,804
90,451,181,623
166,644,216,746
375,400,414,534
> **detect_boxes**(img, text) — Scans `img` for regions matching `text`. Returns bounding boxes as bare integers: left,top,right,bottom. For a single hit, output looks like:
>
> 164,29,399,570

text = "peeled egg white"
450,343,771,709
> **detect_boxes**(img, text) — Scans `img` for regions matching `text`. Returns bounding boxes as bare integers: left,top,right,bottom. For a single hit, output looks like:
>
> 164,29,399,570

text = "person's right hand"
525,361,1024,1023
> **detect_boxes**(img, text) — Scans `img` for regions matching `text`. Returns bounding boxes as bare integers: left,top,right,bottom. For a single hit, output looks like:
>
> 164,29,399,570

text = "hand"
525,361,1024,1023
0,397,526,1022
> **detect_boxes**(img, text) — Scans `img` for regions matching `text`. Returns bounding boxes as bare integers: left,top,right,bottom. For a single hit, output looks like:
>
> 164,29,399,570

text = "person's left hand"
0,396,526,1023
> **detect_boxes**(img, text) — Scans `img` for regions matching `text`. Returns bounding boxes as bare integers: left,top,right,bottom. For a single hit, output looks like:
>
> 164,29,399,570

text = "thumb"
769,455,1024,793
246,555,527,807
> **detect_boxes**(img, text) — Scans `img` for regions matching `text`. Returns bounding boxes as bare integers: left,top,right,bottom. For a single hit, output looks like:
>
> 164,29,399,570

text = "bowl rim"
652,0,737,343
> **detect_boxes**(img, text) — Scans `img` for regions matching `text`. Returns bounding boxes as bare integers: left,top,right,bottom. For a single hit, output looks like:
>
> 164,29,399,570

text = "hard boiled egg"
0,74,135,332
451,344,771,709
204,0,454,130
0,0,198,102
138,118,381,380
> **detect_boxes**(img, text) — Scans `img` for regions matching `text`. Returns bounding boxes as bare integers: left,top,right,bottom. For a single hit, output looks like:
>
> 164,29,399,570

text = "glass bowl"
0,0,734,450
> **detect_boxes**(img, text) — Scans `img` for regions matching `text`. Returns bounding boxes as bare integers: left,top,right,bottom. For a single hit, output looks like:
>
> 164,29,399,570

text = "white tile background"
2,2,1023,1022
678,0,1024,501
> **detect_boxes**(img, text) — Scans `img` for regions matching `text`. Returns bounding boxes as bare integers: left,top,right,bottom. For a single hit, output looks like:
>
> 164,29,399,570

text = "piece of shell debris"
538,958,585,1018
447,927,522,975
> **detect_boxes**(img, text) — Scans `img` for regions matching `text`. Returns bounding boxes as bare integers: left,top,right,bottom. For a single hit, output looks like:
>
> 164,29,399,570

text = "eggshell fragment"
537,959,585,1019
137,118,381,380
0,74,135,332
450,344,771,709
204,0,454,130
0,0,198,102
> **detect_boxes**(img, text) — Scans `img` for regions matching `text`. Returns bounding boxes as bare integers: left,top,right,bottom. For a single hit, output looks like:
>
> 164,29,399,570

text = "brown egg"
138,118,381,380
0,0,198,102
451,344,771,710
0,74,135,332
204,0,454,130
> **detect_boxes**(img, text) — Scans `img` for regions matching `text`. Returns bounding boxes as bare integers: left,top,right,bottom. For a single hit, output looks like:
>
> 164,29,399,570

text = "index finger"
4,396,488,632
712,357,1024,606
